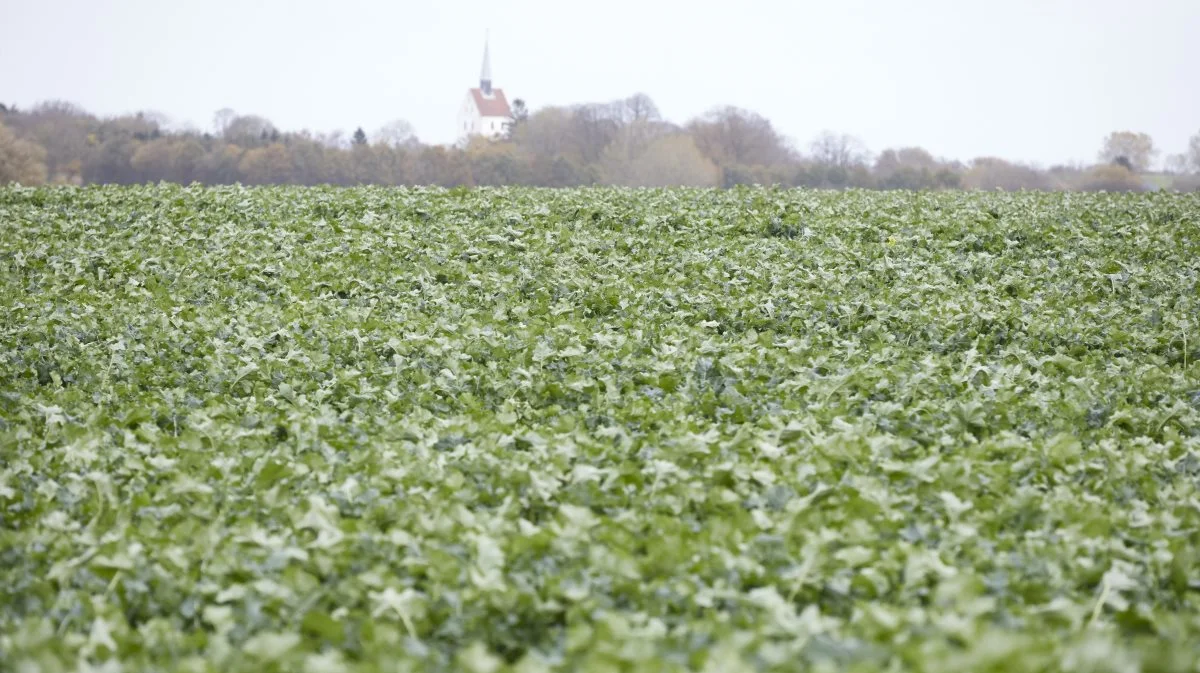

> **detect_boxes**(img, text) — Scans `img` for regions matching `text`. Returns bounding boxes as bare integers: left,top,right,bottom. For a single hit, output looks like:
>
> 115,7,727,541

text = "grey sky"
2,0,1197,167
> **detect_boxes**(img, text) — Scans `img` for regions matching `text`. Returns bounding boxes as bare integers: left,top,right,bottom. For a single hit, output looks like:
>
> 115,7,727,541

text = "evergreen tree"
352,127,368,146
505,99,528,140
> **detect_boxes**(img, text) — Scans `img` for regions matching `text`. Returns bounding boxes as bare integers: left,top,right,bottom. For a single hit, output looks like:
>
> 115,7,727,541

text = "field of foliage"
2,184,1199,672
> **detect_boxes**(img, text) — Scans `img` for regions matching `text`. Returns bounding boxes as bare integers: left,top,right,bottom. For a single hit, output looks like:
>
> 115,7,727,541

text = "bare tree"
317,130,348,150
32,100,88,117
871,147,964,190
138,110,172,129
14,100,93,182
1187,130,1200,173
1098,131,1157,172
622,93,662,124
963,157,1050,191
213,108,237,136
809,131,869,168
1164,153,1189,175
373,119,418,148
223,115,277,146
687,106,792,167
568,104,620,163
511,106,573,158
598,119,675,183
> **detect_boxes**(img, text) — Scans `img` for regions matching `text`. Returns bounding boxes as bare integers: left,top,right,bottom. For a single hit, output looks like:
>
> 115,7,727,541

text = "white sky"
2,0,1197,167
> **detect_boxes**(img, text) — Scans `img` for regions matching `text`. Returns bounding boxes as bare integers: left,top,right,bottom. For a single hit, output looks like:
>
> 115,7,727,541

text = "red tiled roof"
470,88,512,118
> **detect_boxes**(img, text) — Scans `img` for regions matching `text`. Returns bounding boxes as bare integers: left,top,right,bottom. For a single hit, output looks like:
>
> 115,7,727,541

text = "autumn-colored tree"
130,133,204,183
223,115,277,148
350,143,394,184
1098,131,1156,172
568,104,621,164
873,147,962,190
465,137,529,185
376,144,415,186
130,138,176,182
83,136,141,184
324,144,356,185
10,100,93,182
597,120,672,182
604,128,715,187
238,144,293,184
963,157,1050,191
171,139,207,184
285,136,331,185
622,134,720,187
6,95,1182,191
1077,164,1145,192
200,144,244,184
0,120,48,185
531,154,593,187
511,107,575,161
411,145,471,187
687,106,792,168
81,112,165,184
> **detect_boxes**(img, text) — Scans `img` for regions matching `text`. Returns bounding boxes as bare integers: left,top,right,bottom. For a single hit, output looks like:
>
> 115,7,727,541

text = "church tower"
457,36,512,141
480,37,493,96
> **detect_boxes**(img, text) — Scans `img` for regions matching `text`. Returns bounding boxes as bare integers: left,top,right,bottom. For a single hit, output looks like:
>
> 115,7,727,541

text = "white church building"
456,40,512,140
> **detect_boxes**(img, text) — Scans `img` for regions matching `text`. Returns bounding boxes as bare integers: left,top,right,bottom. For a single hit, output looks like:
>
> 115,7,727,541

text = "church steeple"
479,34,493,96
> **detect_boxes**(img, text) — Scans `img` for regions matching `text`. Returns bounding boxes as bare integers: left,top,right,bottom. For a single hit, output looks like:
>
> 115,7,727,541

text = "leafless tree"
809,131,870,168
1164,153,1189,175
1098,131,1157,172
213,108,237,136
688,106,792,167
1187,130,1200,173
622,93,662,124
373,119,419,148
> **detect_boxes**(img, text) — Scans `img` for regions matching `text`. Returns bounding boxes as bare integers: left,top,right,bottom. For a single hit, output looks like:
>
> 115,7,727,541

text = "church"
456,40,513,141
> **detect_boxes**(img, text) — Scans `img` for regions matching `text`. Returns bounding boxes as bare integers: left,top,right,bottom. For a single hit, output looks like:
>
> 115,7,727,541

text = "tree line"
2,96,1199,191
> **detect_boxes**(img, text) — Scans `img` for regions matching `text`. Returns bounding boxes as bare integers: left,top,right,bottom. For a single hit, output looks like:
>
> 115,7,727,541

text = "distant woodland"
2,96,1199,191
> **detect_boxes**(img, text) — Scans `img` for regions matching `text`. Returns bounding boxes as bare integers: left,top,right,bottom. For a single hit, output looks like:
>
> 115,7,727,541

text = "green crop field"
2,185,1199,672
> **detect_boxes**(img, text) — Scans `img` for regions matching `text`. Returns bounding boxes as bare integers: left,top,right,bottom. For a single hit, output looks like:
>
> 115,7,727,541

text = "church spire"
480,33,493,96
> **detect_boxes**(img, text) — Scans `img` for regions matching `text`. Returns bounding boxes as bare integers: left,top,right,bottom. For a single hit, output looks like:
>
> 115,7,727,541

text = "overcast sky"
2,0,1197,166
